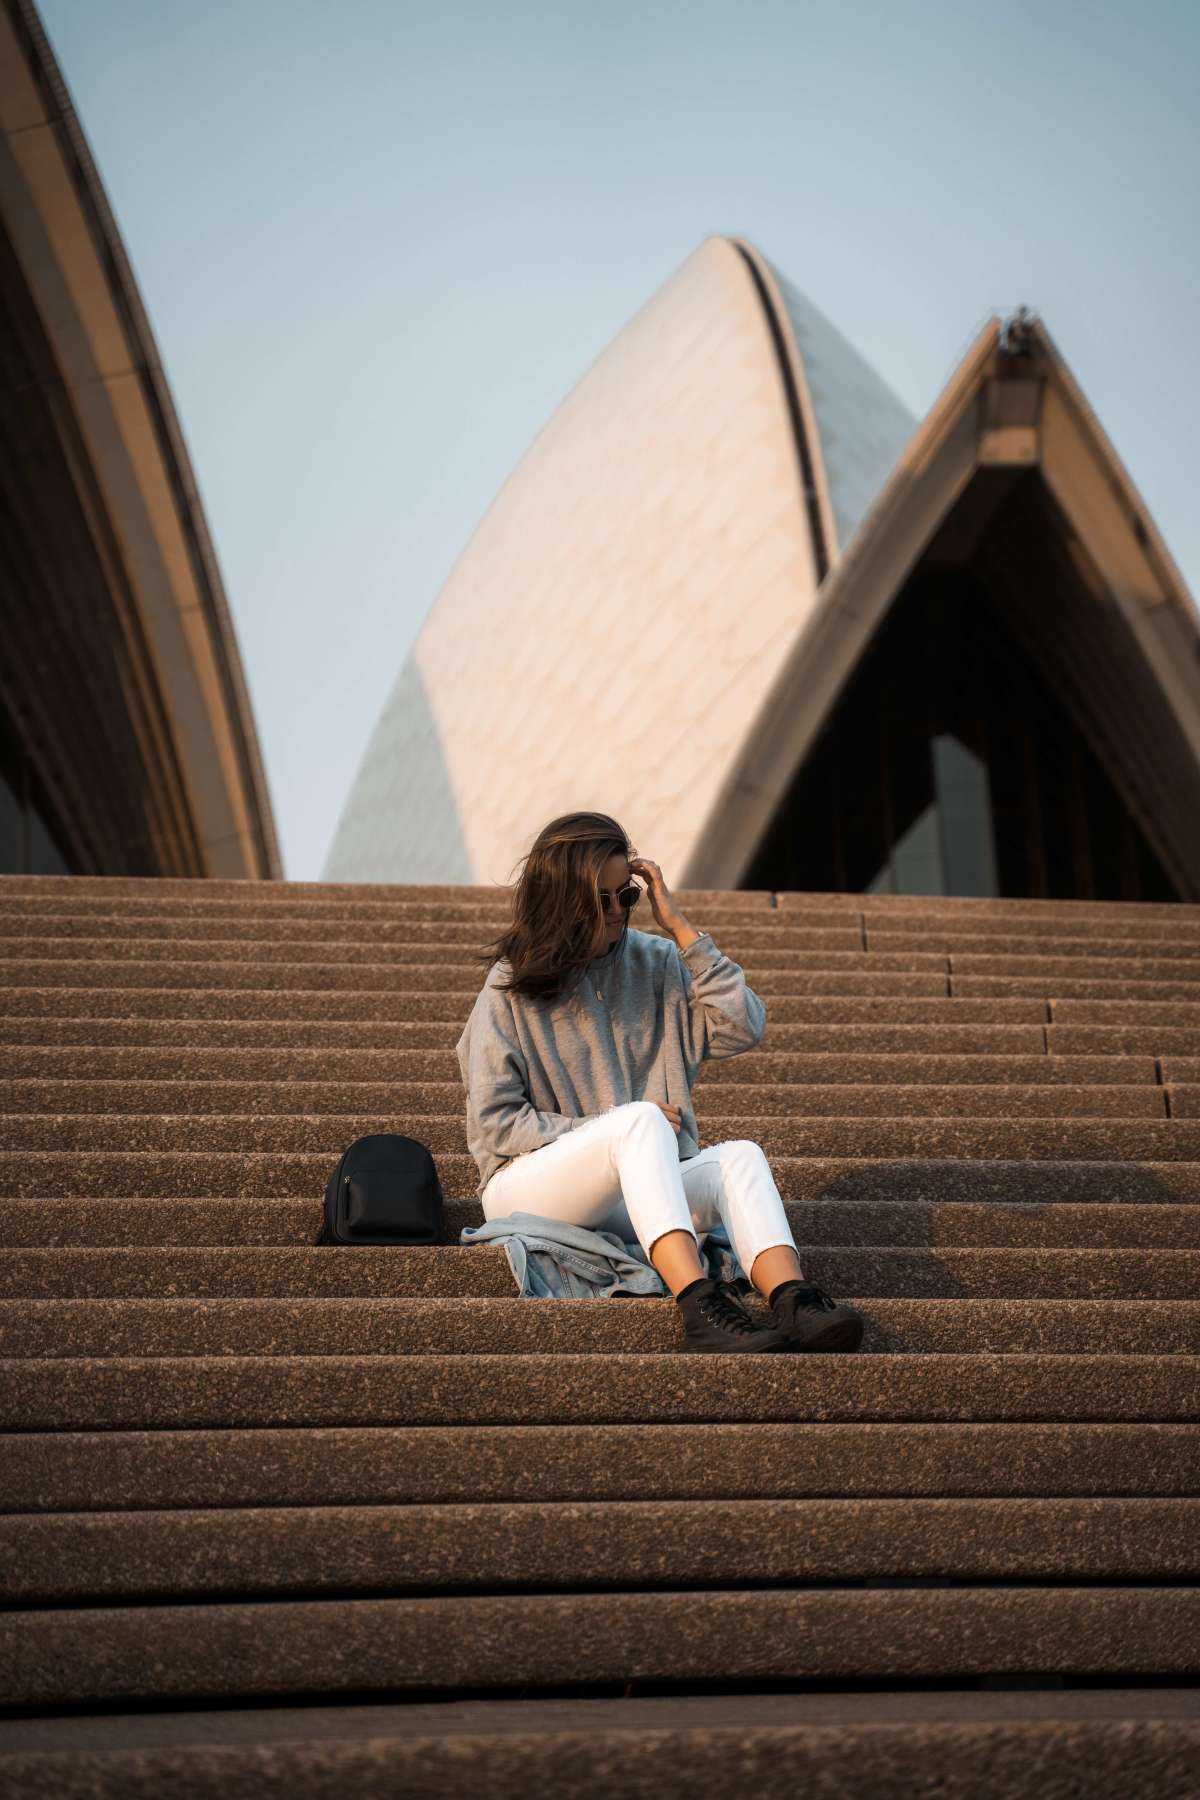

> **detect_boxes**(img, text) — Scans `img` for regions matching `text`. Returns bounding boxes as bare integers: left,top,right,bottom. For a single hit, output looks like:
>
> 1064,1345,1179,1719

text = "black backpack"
315,1133,445,1246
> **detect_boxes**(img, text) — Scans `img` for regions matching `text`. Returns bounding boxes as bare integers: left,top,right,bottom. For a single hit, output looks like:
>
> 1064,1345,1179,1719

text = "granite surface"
1,1719,1199,1800
1,1352,1196,1431
2,1587,1200,1706
4,1243,1198,1301
6,1421,1197,1512
4,1497,1198,1604
4,1294,1197,1359
5,873,1200,1726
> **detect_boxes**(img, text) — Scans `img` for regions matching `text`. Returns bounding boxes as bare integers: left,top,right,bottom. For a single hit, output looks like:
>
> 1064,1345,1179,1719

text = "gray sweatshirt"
455,927,767,1196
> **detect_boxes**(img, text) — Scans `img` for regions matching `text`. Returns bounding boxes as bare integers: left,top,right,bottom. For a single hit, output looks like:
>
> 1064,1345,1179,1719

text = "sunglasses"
599,881,642,913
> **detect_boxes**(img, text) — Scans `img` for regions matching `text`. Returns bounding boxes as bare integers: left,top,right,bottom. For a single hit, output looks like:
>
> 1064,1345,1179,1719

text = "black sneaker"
676,1277,794,1354
769,1280,865,1353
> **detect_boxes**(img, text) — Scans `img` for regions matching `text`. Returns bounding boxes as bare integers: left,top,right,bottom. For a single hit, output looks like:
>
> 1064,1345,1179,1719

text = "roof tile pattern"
768,264,917,553
325,237,822,886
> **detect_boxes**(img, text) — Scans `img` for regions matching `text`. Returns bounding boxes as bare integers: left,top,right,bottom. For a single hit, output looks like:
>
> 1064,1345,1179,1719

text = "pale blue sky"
39,0,1200,878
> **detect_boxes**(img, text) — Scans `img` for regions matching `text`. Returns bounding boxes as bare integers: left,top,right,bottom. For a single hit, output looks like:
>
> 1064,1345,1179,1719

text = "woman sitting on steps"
456,809,865,1355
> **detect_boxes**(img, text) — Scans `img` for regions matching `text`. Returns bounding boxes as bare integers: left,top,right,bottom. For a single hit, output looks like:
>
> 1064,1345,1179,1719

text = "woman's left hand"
628,856,684,934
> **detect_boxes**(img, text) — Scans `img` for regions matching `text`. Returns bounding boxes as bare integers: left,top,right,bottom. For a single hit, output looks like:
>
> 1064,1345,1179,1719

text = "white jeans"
479,1100,797,1280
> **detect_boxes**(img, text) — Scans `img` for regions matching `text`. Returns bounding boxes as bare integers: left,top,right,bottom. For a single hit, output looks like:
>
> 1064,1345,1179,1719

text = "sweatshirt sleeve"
466,979,588,1159
676,932,766,1063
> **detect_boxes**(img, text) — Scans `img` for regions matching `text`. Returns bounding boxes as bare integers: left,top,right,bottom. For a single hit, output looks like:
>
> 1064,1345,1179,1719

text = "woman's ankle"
649,1228,705,1295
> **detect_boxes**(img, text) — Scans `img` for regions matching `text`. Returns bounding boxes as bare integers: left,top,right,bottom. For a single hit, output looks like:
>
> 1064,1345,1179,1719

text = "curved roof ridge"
761,257,918,557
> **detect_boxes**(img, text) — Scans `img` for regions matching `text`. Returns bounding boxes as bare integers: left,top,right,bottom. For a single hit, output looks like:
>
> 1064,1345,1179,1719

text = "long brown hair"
481,811,637,1003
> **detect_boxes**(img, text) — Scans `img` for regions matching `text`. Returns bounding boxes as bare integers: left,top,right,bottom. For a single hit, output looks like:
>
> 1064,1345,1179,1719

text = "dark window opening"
0,707,74,876
744,545,1179,902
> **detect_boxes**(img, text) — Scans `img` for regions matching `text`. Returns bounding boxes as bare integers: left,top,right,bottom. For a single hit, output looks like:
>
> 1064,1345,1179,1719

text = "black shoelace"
789,1281,837,1312
697,1283,761,1337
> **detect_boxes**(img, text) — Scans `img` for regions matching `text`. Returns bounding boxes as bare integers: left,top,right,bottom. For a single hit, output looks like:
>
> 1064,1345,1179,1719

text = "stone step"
9,1421,1197,1511
4,1244,1195,1302
0,893,800,926
0,1078,1166,1121
6,1112,1197,1160
5,1296,1197,1358
5,1151,1200,1203
1057,999,1200,1021
9,870,1196,914
0,875,765,907
13,872,1200,920
5,1497,1198,1606
3,986,1196,1032
0,919,870,956
805,890,1200,922
0,907,852,936
0,1046,1159,1088
871,924,1200,955
9,1016,1200,1058
11,921,1200,977
3,1586,1198,1707
0,1012,1056,1051
7,950,1200,1003
9,901,1200,955
0,939,952,979
2,1353,1196,1431
951,953,1200,982
0,1706,1196,1800
954,974,1200,1002
8,889,1200,945
0,957,955,997
7,1197,1196,1250
1050,1026,1200,1055
5,985,1029,1025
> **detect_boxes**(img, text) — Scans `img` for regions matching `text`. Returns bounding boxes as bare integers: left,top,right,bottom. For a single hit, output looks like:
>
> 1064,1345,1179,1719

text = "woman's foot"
768,1279,865,1352
675,1277,793,1353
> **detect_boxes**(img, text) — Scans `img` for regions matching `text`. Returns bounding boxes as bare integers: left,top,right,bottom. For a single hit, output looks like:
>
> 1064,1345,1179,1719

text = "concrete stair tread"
4,989,1049,1025
8,1422,1197,1510
8,1152,1200,1202
0,1047,1164,1086
11,873,1200,917
0,936,947,973
7,1197,1198,1249
5,1497,1198,1605
0,959,958,998
11,957,1200,1004
1,1711,1198,1800
9,897,1200,946
5,1295,1200,1358
4,1243,1198,1300
2,1588,1199,1708
0,1077,1169,1119
11,927,1200,978
953,975,1200,1000
3,1353,1197,1429
8,1112,1200,1158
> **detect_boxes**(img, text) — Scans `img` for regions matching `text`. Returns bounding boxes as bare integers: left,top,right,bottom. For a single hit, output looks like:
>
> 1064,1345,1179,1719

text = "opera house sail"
327,236,1200,903
0,0,278,878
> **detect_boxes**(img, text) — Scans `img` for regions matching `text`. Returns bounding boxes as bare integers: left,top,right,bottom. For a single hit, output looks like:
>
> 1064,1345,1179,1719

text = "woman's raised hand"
628,857,685,935
657,1102,683,1136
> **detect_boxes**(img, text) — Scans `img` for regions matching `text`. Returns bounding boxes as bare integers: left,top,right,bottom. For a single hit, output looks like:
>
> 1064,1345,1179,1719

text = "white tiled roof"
324,236,911,885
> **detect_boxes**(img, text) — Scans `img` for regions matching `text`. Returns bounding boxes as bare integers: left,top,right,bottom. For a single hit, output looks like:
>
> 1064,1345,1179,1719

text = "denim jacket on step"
460,1210,748,1299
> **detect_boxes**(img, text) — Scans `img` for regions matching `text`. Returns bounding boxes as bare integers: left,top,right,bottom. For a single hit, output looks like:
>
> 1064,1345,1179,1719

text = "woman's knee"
719,1137,771,1169
608,1100,675,1144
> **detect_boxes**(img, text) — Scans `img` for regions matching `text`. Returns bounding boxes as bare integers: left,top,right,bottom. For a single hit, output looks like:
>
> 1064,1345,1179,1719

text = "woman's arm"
628,854,765,1062
676,931,766,1062
466,983,588,1158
